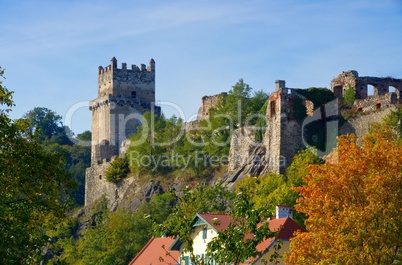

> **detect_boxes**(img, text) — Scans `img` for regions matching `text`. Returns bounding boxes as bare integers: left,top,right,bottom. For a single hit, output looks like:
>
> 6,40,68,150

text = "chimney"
276,205,293,219
275,80,286,90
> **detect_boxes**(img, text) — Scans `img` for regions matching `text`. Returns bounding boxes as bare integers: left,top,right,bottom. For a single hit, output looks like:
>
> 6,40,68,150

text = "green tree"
23,107,71,145
383,106,402,139
0,67,74,264
207,189,276,265
155,184,234,255
23,108,91,205
343,85,356,107
51,193,177,265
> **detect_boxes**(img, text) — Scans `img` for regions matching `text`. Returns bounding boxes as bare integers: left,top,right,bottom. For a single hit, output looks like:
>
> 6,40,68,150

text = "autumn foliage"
286,126,402,264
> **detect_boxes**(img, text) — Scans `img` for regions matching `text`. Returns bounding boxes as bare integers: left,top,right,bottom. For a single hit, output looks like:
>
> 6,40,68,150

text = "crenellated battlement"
98,57,155,75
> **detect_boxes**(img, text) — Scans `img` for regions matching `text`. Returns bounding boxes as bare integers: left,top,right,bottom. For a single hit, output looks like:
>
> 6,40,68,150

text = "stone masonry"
225,71,401,186
85,57,160,206
86,64,402,204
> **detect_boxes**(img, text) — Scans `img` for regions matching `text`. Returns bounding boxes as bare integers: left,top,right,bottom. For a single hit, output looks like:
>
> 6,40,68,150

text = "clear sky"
1,0,402,134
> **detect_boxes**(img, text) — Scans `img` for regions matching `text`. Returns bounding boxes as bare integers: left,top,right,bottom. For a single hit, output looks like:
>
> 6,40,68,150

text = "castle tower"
264,80,304,175
85,57,158,206
89,57,157,164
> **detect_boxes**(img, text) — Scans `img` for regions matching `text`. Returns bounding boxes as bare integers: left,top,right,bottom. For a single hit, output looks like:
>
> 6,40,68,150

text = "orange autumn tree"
286,125,402,265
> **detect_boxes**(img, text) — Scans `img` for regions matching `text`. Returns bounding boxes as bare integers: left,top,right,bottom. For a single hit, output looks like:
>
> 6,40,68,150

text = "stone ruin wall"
200,93,227,119
85,160,136,209
227,80,307,178
331,70,402,105
340,107,395,145
331,70,401,143
227,71,402,182
184,92,227,132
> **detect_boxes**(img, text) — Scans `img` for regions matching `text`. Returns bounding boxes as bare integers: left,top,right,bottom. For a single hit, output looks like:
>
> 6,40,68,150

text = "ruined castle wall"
340,106,396,144
331,70,402,101
85,160,135,209
228,126,257,171
200,93,227,119
353,93,398,112
263,84,304,175
263,89,283,175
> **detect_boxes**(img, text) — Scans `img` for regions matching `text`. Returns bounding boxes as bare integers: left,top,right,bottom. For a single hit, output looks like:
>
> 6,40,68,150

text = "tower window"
131,91,136,98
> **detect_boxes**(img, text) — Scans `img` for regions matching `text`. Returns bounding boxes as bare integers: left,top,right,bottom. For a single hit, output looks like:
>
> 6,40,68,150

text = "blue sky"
1,0,402,134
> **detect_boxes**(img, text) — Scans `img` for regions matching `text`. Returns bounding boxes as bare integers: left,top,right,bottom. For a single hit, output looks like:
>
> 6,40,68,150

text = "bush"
343,85,355,108
106,156,129,183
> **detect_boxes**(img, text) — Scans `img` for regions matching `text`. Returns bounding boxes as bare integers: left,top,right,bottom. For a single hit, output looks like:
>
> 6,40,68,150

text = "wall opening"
333,86,343,98
357,107,363,112
99,175,102,179
367,85,375,97
270,101,276,118
376,102,381,110
389,86,396,93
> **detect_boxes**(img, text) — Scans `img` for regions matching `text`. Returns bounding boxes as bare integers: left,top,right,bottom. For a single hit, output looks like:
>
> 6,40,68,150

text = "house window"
202,226,207,239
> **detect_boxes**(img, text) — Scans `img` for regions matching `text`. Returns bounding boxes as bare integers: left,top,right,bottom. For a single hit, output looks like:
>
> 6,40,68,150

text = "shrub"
343,85,355,107
105,156,129,183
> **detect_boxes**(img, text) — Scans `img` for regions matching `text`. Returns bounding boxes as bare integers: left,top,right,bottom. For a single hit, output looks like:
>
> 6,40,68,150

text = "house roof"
129,237,179,265
197,213,305,240
169,213,306,254
196,213,232,232
256,217,306,252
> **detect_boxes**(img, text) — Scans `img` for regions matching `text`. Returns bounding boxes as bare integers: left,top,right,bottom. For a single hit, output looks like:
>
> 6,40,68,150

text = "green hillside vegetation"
125,79,268,181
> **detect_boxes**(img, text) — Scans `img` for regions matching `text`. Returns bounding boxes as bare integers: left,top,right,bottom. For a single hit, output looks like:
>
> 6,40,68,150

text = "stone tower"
85,57,159,206
90,57,156,164
264,80,305,175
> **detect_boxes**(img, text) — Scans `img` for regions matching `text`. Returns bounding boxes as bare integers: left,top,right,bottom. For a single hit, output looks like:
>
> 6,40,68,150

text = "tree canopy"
0,66,75,263
286,127,402,264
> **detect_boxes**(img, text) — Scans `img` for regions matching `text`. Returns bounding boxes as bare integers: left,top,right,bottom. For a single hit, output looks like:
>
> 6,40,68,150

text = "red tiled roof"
198,213,232,232
256,217,306,252
198,213,305,239
128,237,179,265
198,213,305,253
271,217,306,239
